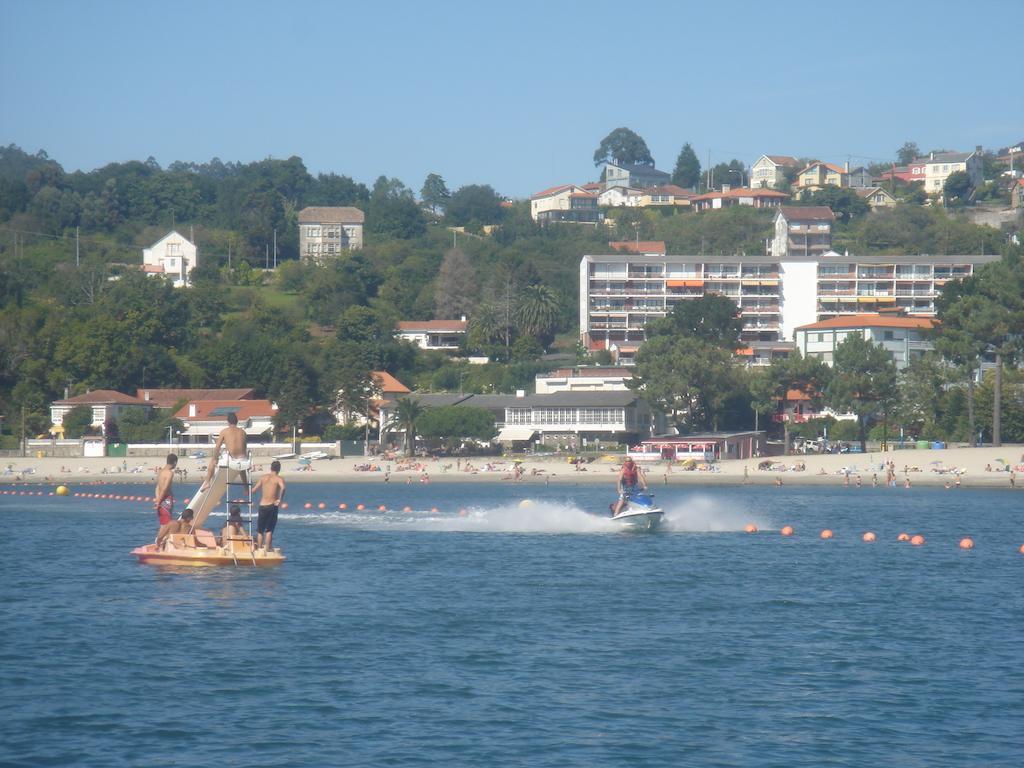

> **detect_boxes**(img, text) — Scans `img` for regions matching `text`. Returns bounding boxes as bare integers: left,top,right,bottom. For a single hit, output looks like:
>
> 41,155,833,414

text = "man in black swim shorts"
254,460,286,552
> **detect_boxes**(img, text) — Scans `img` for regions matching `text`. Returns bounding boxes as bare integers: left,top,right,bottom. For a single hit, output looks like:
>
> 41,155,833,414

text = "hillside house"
603,161,671,190
921,150,983,193
142,230,197,287
796,162,849,192
750,155,800,189
396,319,468,351
530,185,601,224
298,206,365,263
691,187,789,212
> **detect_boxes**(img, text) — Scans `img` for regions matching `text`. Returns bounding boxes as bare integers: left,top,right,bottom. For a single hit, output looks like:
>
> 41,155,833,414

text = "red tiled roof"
372,371,411,394
397,320,468,333
801,161,847,175
779,205,835,221
766,155,800,166
174,399,277,420
136,388,256,408
609,241,667,254
797,314,936,331
142,264,165,273
692,188,789,201
55,390,149,406
531,184,576,199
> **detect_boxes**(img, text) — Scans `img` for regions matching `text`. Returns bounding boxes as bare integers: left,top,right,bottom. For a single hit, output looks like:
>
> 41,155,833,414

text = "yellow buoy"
55,485,69,496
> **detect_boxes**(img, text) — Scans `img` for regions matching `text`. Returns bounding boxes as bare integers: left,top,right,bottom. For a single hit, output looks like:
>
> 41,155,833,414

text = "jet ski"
610,490,664,531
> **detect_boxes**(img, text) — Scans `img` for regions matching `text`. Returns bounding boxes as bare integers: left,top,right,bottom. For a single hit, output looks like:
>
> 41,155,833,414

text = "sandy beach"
3,446,1021,490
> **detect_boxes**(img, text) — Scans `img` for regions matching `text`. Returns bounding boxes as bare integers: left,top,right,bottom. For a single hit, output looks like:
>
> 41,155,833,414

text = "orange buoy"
897,532,910,542
744,523,758,534
281,502,288,509
459,508,468,517
378,505,386,511
780,525,794,537
959,537,974,550
356,503,365,510
403,506,412,512
820,529,834,539
910,535,925,546
862,531,876,542
1019,544,1024,555
303,502,312,509
317,502,326,509
430,507,439,513
339,503,347,509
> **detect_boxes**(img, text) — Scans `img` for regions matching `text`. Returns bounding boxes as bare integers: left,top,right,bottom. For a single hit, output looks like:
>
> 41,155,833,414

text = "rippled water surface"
2,482,1022,767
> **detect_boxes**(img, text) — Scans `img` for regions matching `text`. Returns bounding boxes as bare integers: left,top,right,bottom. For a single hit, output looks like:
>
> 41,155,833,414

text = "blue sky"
2,0,1021,198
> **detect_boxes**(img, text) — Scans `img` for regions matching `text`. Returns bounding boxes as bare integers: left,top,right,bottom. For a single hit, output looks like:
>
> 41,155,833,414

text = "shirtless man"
201,411,248,491
253,460,286,552
154,453,178,547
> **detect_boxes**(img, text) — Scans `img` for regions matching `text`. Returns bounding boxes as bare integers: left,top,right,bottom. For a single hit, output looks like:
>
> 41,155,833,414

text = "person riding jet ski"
612,457,648,516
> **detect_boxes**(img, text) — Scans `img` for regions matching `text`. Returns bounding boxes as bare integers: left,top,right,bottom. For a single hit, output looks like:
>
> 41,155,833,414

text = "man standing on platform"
253,460,286,552
200,411,249,491
154,453,178,547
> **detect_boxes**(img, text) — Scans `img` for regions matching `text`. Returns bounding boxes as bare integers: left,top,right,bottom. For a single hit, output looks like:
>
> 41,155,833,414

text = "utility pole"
273,228,277,268
266,243,269,269
75,226,80,267
21,404,26,458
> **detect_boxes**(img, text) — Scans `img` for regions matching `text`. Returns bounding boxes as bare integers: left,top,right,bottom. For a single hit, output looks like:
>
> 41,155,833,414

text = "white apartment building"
142,230,197,287
298,206,365,263
580,251,998,365
794,315,935,369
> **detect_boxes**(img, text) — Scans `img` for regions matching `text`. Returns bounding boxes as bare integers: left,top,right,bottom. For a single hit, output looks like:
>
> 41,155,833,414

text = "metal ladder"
223,454,254,540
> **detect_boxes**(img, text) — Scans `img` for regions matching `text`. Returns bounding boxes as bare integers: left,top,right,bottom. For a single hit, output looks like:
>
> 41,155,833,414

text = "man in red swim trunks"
154,453,178,548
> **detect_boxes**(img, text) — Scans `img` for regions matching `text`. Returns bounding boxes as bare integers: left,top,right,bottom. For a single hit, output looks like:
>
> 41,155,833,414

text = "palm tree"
468,303,505,349
515,284,561,345
386,397,427,457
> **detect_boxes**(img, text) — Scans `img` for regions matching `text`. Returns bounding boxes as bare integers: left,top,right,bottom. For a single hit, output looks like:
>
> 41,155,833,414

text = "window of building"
883,331,894,341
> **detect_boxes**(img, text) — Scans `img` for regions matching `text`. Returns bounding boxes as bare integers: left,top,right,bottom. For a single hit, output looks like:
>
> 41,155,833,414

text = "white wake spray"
661,493,767,533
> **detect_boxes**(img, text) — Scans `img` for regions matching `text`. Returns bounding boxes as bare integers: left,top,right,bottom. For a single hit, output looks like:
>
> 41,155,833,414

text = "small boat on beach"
610,491,664,531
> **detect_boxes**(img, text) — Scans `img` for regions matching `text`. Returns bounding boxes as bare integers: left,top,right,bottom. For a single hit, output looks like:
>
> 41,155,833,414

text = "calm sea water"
1,481,1022,767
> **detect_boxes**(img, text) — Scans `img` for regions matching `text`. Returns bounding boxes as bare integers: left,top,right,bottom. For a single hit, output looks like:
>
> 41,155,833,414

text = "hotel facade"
580,248,998,365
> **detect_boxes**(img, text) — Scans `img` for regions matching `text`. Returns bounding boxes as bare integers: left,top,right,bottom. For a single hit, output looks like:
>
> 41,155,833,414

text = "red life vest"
622,462,638,485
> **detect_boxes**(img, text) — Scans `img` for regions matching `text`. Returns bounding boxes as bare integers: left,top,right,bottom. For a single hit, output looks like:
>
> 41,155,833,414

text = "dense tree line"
1,143,1019,448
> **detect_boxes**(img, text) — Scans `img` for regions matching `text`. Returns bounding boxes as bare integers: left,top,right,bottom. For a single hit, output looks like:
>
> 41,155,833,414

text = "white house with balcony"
794,314,935,369
142,230,197,287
